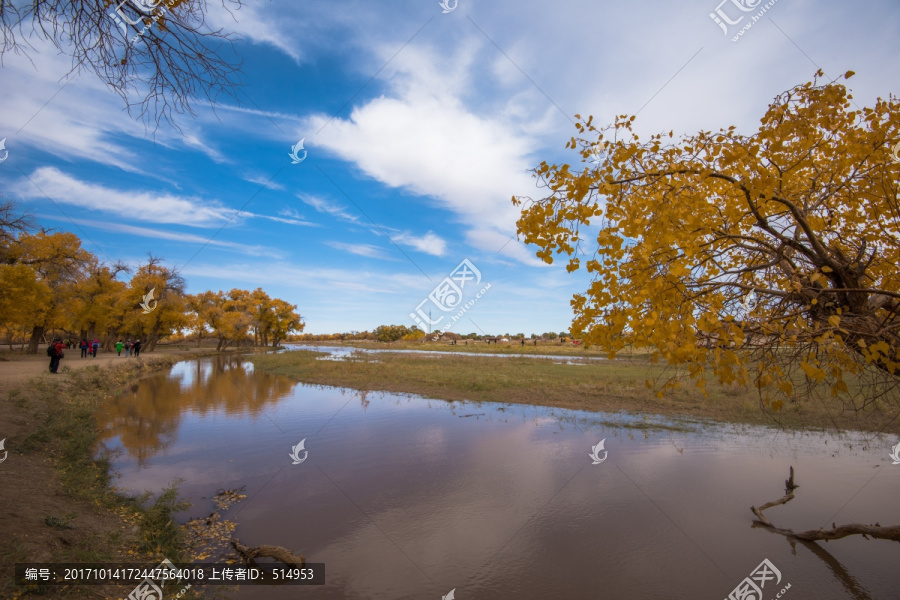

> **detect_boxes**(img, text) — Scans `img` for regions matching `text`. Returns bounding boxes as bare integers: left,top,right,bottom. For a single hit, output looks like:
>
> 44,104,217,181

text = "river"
97,354,900,599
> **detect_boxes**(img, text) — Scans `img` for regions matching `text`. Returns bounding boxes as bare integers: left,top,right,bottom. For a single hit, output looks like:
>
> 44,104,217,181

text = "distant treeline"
293,326,570,343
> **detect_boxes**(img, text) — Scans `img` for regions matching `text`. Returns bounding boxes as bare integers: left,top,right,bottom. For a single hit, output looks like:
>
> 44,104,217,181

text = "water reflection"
286,343,609,362
97,356,900,600
98,356,297,465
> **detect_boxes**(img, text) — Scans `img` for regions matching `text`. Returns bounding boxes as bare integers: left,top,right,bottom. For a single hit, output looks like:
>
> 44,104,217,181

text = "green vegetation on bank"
1,357,204,600
297,339,626,357
250,349,900,434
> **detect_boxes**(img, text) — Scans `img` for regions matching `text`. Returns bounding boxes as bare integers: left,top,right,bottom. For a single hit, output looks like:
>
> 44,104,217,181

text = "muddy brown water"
96,355,900,599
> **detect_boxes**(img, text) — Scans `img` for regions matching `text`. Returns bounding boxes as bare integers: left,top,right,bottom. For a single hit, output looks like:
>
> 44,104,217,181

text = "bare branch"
752,467,900,543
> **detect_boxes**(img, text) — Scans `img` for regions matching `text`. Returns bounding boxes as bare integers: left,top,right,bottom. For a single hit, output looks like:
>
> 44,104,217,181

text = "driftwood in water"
751,466,900,542
231,538,305,567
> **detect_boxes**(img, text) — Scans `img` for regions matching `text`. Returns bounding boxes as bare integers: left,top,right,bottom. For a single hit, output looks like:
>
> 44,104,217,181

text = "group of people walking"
79,338,101,358
49,337,144,373
114,339,142,357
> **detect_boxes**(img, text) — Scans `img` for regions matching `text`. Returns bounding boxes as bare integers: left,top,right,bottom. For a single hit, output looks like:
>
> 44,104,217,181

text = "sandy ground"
0,347,214,598
0,347,203,398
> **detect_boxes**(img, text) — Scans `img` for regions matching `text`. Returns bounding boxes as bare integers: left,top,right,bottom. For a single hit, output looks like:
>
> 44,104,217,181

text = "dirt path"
0,347,215,598
0,348,201,398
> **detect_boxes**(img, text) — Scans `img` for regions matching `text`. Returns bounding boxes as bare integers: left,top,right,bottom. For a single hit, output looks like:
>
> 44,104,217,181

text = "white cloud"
181,261,427,296
0,41,233,177
465,229,546,267
244,174,286,190
14,167,302,230
258,214,318,227
66,218,285,258
305,56,538,262
391,231,447,257
182,132,228,164
325,241,393,260
298,193,361,224
15,167,237,226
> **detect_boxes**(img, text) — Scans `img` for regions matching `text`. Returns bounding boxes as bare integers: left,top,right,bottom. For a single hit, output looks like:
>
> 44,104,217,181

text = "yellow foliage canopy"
514,71,900,407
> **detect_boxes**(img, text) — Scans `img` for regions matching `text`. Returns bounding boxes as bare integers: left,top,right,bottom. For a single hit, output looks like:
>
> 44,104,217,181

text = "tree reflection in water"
97,356,297,465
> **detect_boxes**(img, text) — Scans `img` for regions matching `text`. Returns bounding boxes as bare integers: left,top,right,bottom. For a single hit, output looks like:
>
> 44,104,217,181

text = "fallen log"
751,466,900,542
231,538,305,567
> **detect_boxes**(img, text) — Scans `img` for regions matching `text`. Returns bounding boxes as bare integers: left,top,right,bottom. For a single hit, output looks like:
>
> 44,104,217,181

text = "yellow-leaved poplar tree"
514,71,900,412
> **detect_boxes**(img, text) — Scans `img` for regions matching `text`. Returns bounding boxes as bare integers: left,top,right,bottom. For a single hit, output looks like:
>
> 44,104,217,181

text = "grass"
250,349,900,433
130,482,191,558
2,357,206,600
298,338,634,357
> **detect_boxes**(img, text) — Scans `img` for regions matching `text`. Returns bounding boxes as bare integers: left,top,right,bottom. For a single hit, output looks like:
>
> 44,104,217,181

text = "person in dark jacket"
133,339,142,357
48,338,65,374
80,339,88,358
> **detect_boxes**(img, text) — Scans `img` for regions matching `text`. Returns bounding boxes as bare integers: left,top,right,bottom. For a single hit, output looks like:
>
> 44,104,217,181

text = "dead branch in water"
231,538,305,567
751,466,900,542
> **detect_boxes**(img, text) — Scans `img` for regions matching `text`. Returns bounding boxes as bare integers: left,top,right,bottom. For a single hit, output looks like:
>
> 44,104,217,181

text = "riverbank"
0,347,239,599
251,348,900,434
298,338,625,357
0,345,215,399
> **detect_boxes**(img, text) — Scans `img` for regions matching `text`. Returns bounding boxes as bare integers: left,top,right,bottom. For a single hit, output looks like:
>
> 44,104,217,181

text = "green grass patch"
250,349,900,433
5,356,206,599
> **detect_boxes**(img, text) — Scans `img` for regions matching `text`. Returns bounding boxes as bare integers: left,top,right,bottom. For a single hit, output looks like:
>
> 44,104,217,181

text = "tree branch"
751,466,900,542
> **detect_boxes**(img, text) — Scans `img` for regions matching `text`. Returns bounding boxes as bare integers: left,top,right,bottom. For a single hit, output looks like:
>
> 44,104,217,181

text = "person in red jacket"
48,338,65,374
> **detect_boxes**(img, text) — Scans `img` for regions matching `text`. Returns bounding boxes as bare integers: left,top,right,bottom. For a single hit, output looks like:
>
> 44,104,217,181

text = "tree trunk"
145,320,162,352
26,325,44,354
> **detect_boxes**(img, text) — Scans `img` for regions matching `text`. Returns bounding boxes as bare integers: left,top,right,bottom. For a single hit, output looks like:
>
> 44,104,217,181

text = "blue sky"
1,0,898,334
